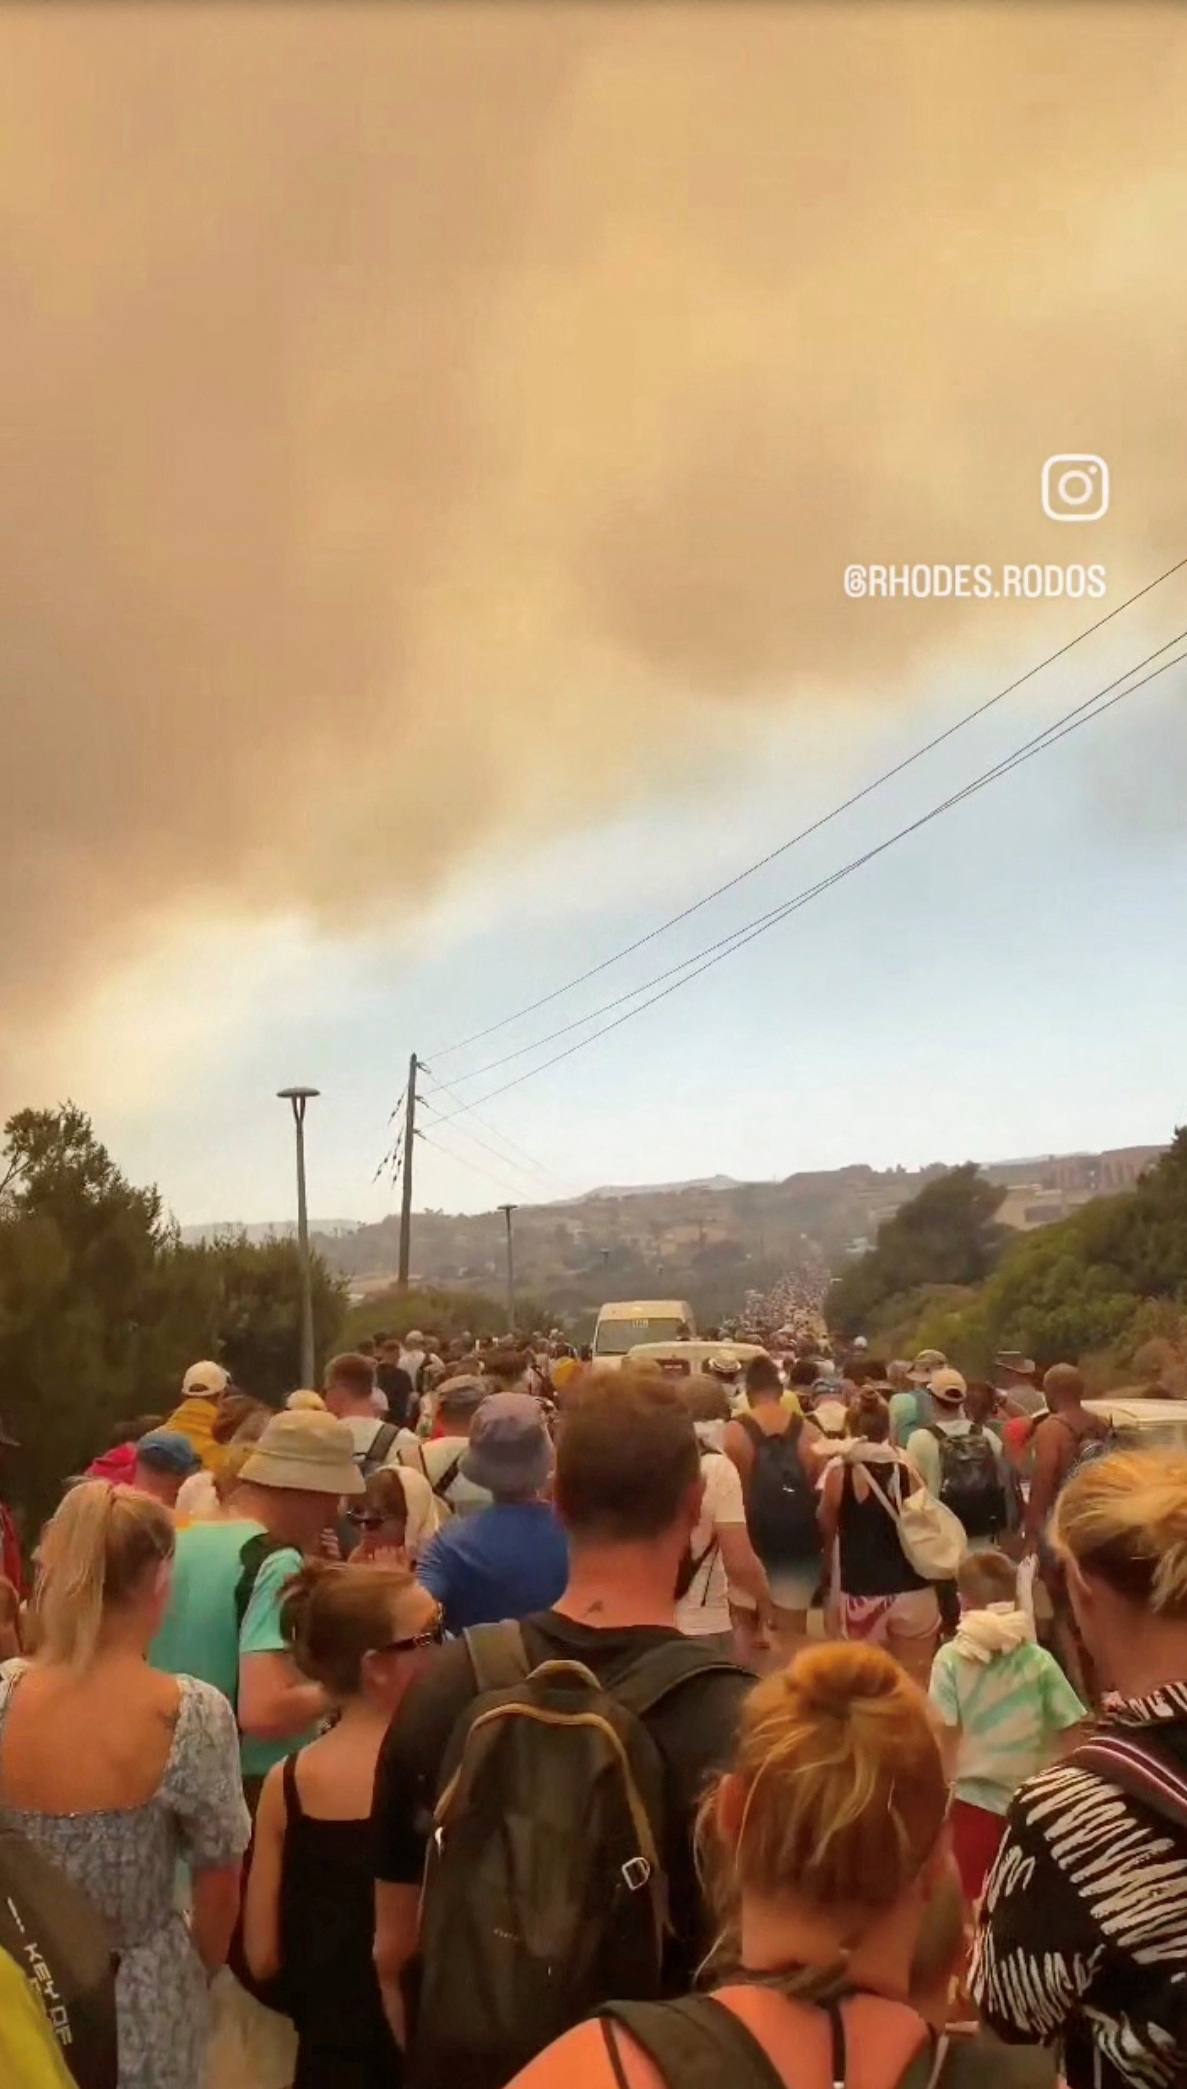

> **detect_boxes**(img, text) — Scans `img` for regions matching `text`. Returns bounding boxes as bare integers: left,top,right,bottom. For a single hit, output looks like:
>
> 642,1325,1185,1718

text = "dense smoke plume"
1,2,1184,1086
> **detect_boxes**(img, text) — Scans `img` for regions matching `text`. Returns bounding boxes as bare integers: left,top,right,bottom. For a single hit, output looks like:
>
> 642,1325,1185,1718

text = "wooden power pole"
397,1052,418,1291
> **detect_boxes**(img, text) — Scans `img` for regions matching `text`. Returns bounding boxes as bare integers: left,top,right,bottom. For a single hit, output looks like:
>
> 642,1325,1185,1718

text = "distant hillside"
579,1175,740,1201
312,1143,1163,1326
180,1220,362,1245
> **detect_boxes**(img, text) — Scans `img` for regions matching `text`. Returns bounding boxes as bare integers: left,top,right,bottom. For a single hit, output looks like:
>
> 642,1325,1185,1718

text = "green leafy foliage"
0,1105,347,1532
829,1164,1008,1339
882,1128,1187,1378
343,1283,557,1348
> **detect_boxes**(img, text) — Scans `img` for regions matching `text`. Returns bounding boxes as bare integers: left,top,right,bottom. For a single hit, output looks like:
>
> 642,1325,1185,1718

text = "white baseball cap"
182,1360,230,1399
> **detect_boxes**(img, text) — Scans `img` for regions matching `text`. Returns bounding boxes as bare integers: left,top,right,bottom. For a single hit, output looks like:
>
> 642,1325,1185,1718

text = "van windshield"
595,1317,686,1355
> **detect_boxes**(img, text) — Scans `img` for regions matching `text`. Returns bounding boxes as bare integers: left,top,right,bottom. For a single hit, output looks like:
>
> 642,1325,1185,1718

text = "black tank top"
279,1754,402,2089
837,1458,929,1597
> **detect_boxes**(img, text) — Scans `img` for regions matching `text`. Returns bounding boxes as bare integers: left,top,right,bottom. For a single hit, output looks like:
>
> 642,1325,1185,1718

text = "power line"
429,623,1187,1090
373,1124,403,1186
416,1095,561,1202
415,1124,534,1204
428,634,1187,1124
429,551,1187,1061
417,1061,569,1191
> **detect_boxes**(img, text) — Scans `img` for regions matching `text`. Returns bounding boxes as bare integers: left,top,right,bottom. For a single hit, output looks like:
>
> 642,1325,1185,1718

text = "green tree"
829,1164,1007,1338
159,1233,348,1402
343,1283,557,1348
0,1105,347,1532
887,1130,1187,1378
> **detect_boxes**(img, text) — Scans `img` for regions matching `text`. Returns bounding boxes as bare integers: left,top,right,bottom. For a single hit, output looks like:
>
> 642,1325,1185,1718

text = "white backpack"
863,1460,967,1580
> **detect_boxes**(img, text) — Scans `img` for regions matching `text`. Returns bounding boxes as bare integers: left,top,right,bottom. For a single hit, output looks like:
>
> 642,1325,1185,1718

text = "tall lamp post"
499,1202,517,1337
278,1086,320,1388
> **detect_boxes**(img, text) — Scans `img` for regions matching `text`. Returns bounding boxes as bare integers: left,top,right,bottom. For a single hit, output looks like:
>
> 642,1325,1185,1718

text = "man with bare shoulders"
724,1355,824,1661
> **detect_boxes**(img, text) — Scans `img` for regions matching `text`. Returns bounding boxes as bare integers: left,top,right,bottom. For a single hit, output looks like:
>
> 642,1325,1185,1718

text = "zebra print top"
970,1680,1187,2089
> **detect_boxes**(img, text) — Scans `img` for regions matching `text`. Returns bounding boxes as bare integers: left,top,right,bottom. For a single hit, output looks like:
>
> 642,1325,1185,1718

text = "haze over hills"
179,1220,361,1245
305,1143,1164,1322
577,1175,741,1202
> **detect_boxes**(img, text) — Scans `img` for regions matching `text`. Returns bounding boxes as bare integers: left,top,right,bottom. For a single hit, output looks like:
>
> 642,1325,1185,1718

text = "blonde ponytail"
1053,1450,1187,1618
36,1482,174,1674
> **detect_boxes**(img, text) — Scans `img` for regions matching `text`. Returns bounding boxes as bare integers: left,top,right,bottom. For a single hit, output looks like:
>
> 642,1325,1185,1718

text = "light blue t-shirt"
929,1632,1086,1814
150,1518,314,1777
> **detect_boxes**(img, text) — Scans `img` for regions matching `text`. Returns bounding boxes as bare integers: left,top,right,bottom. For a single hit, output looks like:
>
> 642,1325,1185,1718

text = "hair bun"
788,1642,900,1718
279,1557,338,1644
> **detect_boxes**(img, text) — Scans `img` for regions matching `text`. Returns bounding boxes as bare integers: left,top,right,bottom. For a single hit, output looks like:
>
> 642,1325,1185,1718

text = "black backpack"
410,1622,749,2089
233,1530,295,1637
927,1424,1006,1539
0,1824,118,2089
738,1414,820,1563
598,1993,1050,2089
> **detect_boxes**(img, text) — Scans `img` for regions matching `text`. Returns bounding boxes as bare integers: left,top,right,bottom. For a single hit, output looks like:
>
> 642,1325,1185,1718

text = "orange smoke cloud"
0,1,1184,1088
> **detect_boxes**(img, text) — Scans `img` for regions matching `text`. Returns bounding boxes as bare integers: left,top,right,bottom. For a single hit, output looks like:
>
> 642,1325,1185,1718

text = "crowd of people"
0,1327,1185,2089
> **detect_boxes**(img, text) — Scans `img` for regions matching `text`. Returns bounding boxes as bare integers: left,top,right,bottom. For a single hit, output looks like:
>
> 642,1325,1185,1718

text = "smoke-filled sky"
3,1,1186,1223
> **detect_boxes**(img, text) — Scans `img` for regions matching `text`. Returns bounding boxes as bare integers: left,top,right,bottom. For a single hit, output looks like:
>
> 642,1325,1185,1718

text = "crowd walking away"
2,1335,1187,2089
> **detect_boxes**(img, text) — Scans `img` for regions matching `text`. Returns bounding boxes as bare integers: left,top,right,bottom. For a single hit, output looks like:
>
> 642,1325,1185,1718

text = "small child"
929,1549,1087,1904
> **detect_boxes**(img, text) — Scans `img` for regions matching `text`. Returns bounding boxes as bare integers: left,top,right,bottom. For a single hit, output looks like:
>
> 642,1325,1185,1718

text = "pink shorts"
838,1589,940,1644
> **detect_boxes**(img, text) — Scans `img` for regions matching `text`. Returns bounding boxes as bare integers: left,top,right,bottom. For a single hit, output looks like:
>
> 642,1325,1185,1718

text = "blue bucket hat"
460,1393,553,1499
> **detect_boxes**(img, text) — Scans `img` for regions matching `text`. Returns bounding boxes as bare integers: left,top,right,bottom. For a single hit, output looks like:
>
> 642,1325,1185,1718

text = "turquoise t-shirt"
150,1518,314,1778
889,1388,931,1448
929,1635,1085,1814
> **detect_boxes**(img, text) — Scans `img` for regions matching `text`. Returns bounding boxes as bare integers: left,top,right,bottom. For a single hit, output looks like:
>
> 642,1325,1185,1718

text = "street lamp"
278,1086,320,1388
499,1203,517,1336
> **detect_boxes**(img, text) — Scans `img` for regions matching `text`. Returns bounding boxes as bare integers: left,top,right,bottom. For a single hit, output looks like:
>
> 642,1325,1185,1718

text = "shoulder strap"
431,1451,465,1501
861,1461,902,1523
612,1638,750,1721
463,1620,532,1695
605,1990,934,2089
898,2035,946,2089
360,1420,399,1476
736,1412,763,1449
281,1751,301,1822
600,1995,788,2089
234,1531,292,1633
694,1540,720,1605
1070,1733,1187,1835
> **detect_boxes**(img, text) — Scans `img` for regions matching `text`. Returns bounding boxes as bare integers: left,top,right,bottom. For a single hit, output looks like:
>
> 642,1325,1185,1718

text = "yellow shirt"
163,1395,221,1471
0,1949,76,2089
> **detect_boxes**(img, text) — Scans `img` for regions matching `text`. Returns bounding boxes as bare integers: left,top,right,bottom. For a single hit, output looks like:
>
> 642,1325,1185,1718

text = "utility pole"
277,1086,320,1387
397,1052,418,1291
499,1202,517,1334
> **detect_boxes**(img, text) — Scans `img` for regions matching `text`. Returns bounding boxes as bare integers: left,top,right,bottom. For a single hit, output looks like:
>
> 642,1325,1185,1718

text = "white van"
592,1299,696,1367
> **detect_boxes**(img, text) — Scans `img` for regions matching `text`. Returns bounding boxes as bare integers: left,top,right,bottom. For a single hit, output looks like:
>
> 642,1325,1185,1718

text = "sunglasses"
348,1511,403,1532
378,1613,445,1656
